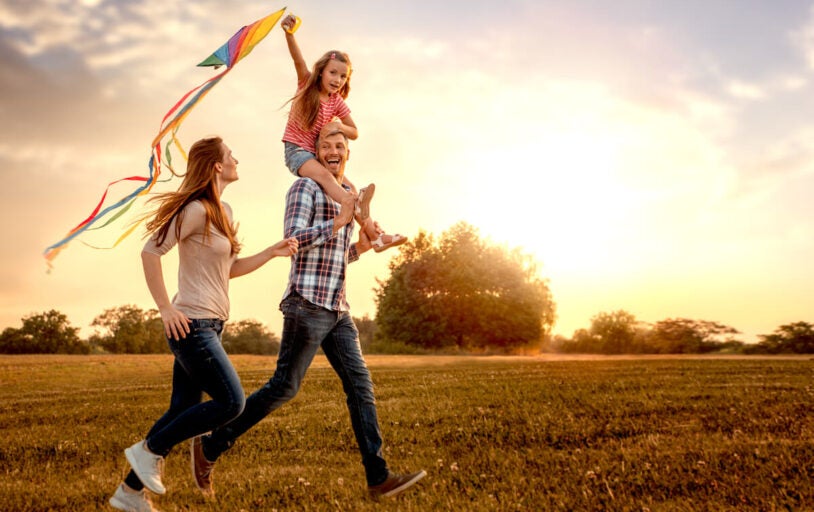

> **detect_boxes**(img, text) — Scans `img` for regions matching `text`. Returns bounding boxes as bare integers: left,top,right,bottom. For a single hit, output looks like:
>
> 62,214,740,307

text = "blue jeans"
144,318,245,457
206,293,389,485
283,142,316,176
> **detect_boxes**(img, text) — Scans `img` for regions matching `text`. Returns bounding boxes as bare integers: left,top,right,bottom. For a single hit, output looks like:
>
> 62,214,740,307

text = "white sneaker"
109,483,159,512
124,441,166,495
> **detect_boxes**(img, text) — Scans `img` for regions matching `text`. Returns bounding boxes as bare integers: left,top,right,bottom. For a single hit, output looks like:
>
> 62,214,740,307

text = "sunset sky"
1,0,813,343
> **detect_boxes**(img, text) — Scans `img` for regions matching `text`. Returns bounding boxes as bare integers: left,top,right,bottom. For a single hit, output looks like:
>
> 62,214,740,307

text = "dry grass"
1,354,812,511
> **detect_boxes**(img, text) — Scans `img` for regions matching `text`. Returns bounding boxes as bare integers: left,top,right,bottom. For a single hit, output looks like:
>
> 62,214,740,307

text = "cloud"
725,79,767,100
792,4,814,70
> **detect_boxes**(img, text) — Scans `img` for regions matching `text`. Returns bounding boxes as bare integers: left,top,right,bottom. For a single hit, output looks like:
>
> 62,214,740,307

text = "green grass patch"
1,354,812,511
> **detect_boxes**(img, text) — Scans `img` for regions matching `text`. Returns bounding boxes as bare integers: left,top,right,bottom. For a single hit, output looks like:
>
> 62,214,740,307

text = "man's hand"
333,192,356,233
356,228,373,254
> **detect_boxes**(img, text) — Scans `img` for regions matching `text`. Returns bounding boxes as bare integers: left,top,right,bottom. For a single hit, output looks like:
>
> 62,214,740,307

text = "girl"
109,137,298,512
280,14,406,253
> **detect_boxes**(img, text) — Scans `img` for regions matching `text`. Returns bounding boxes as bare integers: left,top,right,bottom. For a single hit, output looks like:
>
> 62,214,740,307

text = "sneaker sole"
125,446,166,495
108,496,129,512
382,469,427,498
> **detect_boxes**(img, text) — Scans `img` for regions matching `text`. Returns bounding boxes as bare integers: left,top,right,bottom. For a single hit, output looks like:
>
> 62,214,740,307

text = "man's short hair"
316,129,349,148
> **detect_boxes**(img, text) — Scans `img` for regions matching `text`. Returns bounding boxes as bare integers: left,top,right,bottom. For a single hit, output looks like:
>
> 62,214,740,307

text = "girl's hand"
281,15,298,33
159,305,191,341
270,237,299,258
319,121,344,139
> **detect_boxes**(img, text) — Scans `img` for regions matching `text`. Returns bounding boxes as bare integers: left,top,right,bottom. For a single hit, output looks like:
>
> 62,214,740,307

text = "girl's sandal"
371,233,407,253
355,184,375,221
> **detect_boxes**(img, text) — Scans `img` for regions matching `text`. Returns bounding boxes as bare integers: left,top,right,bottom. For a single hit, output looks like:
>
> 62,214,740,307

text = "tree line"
2,222,812,355
550,310,814,355
0,307,283,355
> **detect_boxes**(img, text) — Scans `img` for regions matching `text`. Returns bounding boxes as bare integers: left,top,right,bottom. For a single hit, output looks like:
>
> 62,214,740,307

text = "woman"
109,137,297,512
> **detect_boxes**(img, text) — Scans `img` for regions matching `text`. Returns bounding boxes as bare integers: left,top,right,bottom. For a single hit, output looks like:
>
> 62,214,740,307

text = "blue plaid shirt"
281,178,360,312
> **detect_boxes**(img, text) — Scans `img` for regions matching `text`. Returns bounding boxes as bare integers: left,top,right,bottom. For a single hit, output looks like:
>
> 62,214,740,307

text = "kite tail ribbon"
43,6,287,268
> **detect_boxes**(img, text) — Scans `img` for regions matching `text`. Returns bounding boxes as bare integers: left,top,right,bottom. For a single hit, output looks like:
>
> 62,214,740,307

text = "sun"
450,126,637,275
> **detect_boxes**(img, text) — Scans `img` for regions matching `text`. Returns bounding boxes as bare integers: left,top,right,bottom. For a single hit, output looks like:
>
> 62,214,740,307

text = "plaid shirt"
282,178,360,312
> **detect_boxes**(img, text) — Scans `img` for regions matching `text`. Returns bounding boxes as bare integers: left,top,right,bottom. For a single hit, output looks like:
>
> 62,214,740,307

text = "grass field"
0,354,812,511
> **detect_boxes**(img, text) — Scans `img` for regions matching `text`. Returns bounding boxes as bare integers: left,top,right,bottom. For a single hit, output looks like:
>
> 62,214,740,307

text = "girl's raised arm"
282,15,310,82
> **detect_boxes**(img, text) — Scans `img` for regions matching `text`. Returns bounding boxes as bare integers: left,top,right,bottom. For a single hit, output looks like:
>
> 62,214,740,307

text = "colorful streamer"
43,6,287,267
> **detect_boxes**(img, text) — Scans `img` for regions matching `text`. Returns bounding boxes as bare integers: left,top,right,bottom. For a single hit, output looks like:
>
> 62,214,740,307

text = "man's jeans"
145,318,246,457
206,293,389,485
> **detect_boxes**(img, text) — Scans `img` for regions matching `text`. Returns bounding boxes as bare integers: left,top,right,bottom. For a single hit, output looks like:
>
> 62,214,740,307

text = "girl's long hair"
289,50,352,131
143,137,241,255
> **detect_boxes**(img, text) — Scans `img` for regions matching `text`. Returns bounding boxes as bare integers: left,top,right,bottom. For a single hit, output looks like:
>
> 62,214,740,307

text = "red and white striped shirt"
282,83,351,153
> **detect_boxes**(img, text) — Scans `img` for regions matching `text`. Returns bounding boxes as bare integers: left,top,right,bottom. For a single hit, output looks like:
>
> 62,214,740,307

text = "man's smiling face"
316,132,349,179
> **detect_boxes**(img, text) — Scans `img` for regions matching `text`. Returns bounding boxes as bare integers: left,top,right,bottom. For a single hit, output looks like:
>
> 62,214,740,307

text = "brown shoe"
368,470,426,498
190,435,215,497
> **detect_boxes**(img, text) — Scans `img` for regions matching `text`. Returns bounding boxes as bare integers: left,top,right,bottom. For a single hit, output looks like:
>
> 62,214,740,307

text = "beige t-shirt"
142,200,236,320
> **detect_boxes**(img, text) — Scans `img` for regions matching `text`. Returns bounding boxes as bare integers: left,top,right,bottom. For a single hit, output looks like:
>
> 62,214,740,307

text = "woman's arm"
230,238,299,278
141,251,191,340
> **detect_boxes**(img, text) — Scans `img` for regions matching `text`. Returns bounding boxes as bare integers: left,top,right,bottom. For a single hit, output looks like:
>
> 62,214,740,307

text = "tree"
589,310,641,354
0,310,87,354
646,318,741,354
557,310,643,354
751,322,814,354
222,319,280,355
560,328,601,354
375,222,556,352
558,314,743,354
0,327,30,354
91,305,168,354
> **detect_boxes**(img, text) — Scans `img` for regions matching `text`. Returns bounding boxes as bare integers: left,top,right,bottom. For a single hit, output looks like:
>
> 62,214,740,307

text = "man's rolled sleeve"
285,179,336,251
348,244,360,263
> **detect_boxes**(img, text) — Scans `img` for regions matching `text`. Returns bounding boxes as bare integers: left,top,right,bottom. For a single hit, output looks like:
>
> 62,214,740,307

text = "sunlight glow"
452,116,633,274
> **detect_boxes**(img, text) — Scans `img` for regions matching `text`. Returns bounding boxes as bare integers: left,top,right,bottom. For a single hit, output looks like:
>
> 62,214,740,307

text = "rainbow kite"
43,7,288,267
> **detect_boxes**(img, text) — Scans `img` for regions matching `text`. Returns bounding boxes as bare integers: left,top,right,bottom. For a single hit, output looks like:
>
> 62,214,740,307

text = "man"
190,128,426,499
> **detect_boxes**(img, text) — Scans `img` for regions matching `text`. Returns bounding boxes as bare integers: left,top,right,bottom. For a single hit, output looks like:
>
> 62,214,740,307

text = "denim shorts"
284,142,316,176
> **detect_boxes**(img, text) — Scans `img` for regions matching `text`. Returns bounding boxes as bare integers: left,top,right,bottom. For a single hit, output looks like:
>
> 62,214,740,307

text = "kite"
43,6,289,267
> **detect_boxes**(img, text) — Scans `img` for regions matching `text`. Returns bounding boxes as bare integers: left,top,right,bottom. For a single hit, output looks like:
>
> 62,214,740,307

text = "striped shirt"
282,178,360,312
282,83,351,153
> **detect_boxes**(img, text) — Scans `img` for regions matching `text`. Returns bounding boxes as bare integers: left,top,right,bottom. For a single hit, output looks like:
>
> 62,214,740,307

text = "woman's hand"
270,237,299,258
159,305,191,341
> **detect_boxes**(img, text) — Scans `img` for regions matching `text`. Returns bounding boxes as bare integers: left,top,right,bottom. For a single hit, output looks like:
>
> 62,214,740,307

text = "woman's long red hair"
144,137,241,255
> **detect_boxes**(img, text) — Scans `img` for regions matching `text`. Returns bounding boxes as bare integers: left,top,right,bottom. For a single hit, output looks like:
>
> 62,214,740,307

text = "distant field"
0,354,812,511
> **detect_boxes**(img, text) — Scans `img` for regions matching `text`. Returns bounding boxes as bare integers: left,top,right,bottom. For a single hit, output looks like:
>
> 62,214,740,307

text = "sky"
1,0,813,343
